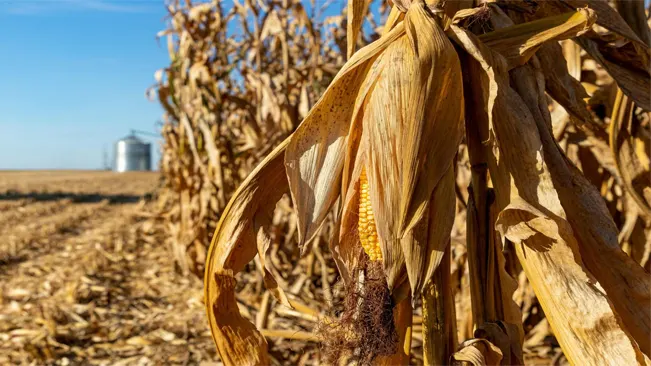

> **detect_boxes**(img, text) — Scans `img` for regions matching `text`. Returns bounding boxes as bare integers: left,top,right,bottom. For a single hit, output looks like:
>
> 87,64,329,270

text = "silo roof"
119,134,146,144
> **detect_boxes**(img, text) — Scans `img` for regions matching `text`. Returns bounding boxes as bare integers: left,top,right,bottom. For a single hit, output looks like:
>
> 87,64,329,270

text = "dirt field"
0,171,564,366
0,171,218,365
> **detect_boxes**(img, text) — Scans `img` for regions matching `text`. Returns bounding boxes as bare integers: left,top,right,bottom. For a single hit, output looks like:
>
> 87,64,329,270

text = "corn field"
153,0,651,365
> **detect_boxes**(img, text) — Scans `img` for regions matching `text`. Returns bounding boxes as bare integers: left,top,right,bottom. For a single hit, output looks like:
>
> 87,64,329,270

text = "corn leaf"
615,0,651,46
209,271,270,366
478,9,595,69
509,61,651,359
452,338,504,366
204,137,291,365
449,25,649,364
561,0,646,45
346,0,369,58
536,42,595,127
575,35,651,111
497,0,651,110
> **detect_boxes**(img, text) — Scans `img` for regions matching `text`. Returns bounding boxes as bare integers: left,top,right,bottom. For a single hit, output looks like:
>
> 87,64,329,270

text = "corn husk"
362,3,464,294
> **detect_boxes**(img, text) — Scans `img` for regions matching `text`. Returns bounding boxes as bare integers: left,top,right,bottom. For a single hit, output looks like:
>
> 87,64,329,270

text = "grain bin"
114,133,151,172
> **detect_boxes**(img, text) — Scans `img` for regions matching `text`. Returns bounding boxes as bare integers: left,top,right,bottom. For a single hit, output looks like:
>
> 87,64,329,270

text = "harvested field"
0,171,218,365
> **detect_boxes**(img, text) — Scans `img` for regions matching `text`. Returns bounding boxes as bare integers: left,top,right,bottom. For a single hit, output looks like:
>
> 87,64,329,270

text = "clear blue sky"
0,0,169,170
0,0,347,170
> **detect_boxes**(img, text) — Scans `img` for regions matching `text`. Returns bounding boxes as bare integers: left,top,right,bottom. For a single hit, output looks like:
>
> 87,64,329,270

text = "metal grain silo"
114,133,151,172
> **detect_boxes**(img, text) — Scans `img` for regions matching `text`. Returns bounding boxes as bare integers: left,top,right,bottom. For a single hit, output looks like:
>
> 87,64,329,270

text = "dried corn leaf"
509,61,651,359
491,4,592,131
484,7,651,357
575,35,651,111
498,0,651,110
204,138,291,365
561,0,646,45
450,25,648,364
474,322,519,366
478,9,595,69
610,90,651,219
347,0,369,58
615,0,651,46
452,338,503,366
537,42,594,127
498,0,644,45
209,271,270,366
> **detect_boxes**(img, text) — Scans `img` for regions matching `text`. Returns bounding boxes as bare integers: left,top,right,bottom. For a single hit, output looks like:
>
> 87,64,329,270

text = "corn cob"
359,169,381,261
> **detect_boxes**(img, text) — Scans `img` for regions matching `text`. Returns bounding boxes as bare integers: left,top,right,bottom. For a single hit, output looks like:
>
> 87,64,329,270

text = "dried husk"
204,10,410,363
284,20,406,251
362,3,464,294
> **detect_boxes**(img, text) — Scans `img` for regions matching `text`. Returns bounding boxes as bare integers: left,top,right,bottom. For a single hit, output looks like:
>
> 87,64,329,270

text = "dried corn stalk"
202,0,651,365
152,0,346,276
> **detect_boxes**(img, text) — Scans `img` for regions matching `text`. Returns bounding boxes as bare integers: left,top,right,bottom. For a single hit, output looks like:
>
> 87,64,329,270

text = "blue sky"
0,0,170,170
0,0,348,170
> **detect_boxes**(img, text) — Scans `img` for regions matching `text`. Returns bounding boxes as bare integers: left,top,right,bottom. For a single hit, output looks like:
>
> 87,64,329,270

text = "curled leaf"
452,338,503,366
209,270,270,366
204,138,291,365
478,9,596,69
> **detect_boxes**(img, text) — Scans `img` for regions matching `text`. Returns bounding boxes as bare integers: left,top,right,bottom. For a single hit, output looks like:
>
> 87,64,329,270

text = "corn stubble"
153,0,651,364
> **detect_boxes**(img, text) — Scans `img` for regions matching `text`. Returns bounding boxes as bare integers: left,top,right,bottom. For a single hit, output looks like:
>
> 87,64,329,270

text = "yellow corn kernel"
359,169,382,262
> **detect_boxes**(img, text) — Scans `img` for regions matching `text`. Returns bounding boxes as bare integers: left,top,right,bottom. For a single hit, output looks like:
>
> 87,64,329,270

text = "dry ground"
0,171,560,365
0,171,219,365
